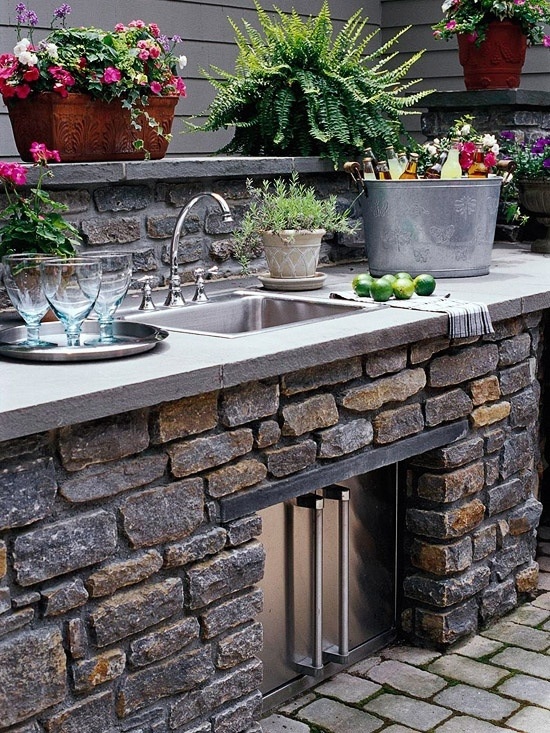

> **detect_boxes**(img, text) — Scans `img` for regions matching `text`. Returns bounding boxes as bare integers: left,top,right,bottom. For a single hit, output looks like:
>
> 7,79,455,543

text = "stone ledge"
422,89,550,109
23,156,336,186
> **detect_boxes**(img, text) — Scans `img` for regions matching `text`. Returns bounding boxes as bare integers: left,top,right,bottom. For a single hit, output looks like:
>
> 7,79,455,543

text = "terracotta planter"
458,20,527,90
518,179,550,253
261,229,325,278
4,92,178,162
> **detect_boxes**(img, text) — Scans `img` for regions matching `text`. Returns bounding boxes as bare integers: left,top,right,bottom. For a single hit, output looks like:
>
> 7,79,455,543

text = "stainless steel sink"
122,289,374,338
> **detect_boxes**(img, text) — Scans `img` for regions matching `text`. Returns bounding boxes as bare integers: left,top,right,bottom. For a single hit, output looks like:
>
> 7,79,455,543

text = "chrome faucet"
165,192,233,307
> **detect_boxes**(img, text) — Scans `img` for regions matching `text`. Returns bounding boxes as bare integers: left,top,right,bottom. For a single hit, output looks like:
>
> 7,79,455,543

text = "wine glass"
86,251,133,344
40,258,102,347
1,253,56,348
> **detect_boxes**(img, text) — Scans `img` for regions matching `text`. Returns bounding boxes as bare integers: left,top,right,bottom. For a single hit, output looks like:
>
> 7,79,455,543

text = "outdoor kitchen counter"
2,241,549,443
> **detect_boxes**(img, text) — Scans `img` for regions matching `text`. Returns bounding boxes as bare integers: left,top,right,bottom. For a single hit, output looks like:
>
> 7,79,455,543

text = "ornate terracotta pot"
458,20,527,90
5,92,178,162
517,179,550,253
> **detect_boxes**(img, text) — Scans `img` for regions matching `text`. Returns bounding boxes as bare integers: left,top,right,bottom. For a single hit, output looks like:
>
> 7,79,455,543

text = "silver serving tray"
0,320,168,362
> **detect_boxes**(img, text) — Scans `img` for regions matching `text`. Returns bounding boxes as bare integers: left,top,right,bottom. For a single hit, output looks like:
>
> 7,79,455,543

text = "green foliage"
195,0,433,168
232,171,358,273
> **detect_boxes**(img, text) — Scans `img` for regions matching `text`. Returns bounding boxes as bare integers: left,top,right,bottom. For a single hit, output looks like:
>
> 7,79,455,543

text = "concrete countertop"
2,242,549,443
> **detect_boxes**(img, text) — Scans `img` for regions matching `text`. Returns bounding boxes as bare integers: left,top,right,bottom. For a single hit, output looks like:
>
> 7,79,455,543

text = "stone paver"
380,645,441,666
537,574,550,592
452,634,503,659
433,715,510,732
505,604,550,627
537,541,550,556
298,697,383,733
277,693,316,715
382,727,422,733
315,673,381,703
428,653,509,689
432,684,519,721
497,673,550,709
261,714,311,733
537,555,550,571
348,655,383,676
490,647,550,679
481,620,550,651
367,659,447,698
505,705,550,733
363,693,452,731
533,592,550,610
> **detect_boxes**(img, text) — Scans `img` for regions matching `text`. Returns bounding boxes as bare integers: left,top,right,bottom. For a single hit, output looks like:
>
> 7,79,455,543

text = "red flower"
23,66,40,82
15,83,32,98
150,81,162,94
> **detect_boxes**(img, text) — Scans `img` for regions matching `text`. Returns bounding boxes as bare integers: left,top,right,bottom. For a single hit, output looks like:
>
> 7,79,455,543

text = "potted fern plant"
195,0,433,169
232,173,357,288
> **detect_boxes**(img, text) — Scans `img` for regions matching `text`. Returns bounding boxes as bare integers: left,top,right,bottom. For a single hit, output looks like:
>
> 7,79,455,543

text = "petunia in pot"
432,0,550,89
0,3,187,161
0,142,80,259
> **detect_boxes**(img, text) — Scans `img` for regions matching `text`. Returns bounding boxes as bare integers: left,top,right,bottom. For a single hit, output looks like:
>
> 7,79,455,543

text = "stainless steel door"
258,465,398,703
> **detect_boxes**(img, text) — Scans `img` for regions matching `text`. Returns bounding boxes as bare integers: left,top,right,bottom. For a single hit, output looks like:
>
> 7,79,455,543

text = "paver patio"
261,527,550,733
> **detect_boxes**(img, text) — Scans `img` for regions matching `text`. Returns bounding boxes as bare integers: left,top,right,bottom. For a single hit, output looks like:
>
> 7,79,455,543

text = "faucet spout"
165,192,233,307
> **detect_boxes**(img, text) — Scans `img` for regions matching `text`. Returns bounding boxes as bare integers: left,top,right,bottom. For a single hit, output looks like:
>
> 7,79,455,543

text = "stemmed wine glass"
86,251,133,344
1,253,56,348
39,257,102,347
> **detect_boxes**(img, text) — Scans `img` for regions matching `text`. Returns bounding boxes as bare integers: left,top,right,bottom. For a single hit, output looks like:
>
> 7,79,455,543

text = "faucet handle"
138,277,157,311
192,266,219,302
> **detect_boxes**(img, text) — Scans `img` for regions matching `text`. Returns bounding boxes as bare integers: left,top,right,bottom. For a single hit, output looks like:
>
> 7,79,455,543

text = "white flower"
17,50,38,66
442,0,454,11
426,144,438,156
460,124,471,136
44,42,59,58
482,133,497,148
177,54,187,69
13,38,31,57
491,143,500,154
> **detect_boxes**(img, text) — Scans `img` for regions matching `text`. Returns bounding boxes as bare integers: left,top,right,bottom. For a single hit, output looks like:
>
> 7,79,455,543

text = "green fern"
194,0,433,167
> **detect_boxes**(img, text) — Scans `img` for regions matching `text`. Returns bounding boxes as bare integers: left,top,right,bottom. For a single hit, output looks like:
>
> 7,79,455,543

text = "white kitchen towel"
329,292,494,339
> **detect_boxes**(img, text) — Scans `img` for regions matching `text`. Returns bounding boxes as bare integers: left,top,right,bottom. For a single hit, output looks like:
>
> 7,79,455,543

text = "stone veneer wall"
0,311,544,732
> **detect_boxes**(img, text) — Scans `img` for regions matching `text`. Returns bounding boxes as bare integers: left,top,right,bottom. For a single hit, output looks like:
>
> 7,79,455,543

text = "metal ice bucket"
359,177,502,278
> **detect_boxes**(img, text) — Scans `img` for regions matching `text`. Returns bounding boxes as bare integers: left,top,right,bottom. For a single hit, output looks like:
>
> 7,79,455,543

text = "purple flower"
171,35,182,43
15,3,28,23
53,4,71,18
158,34,171,52
532,137,550,154
543,158,550,169
26,9,38,25
500,130,515,141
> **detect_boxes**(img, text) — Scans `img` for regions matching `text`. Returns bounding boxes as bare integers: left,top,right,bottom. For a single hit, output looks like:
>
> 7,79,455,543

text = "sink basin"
122,289,375,338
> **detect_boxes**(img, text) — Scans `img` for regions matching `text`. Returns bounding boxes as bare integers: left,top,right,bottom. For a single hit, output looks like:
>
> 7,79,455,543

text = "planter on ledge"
458,20,527,90
518,180,550,253
5,92,178,162
359,178,502,278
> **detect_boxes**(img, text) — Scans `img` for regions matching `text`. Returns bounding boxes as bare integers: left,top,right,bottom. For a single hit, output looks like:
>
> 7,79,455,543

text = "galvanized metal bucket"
359,177,502,278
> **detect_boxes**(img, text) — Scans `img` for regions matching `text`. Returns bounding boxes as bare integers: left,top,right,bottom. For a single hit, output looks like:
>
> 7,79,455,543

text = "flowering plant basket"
432,0,550,45
0,142,80,259
0,4,187,158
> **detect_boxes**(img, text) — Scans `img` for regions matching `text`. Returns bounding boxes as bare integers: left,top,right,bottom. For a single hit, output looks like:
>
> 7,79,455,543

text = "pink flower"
514,0,526,5
15,83,31,98
128,19,145,28
149,23,160,38
445,20,457,30
150,81,162,94
484,152,497,167
102,66,122,84
462,141,477,155
30,142,61,164
48,66,75,87
466,31,478,43
149,45,161,59
138,50,149,61
544,35,550,46
114,23,126,32
171,76,186,96
0,162,27,185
